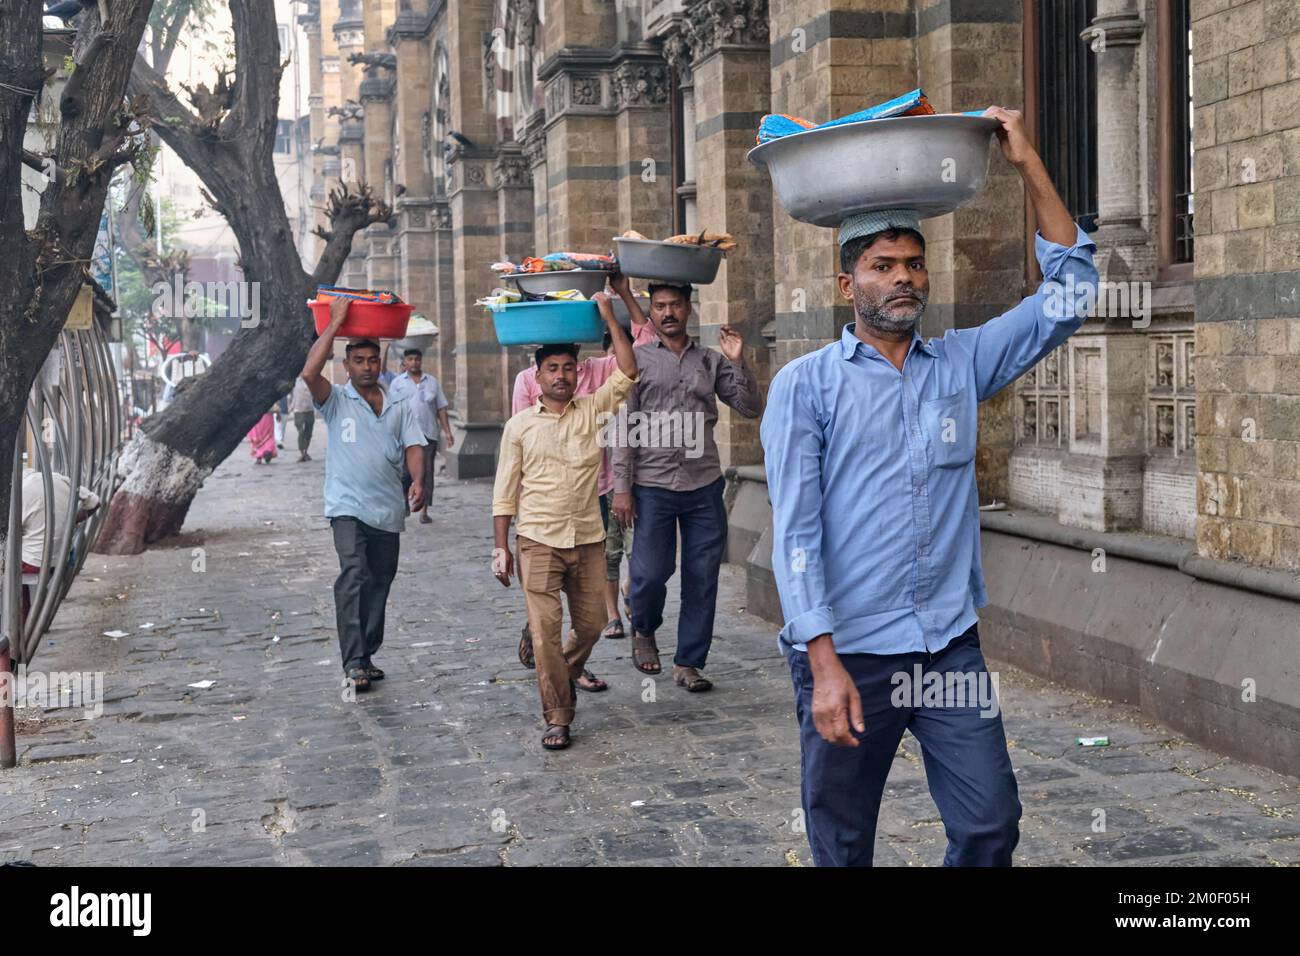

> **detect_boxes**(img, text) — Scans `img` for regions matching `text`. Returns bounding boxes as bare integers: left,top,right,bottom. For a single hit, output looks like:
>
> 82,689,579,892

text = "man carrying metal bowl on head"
761,106,1099,866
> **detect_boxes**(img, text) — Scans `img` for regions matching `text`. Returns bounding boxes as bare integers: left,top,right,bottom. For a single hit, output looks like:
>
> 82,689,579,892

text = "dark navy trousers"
628,477,727,669
787,625,1021,867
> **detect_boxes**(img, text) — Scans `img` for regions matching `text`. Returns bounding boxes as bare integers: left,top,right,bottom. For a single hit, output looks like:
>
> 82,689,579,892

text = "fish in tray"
621,228,737,253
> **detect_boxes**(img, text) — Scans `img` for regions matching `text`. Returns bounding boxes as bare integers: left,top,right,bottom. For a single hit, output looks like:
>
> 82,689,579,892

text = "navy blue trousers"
787,625,1021,866
628,477,727,669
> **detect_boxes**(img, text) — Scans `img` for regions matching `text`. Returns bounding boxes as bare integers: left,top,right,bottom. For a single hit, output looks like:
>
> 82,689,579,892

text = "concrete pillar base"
1058,454,1146,532
443,421,503,480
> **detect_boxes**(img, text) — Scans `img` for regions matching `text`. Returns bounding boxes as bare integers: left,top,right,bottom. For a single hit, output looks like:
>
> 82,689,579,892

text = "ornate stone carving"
327,100,364,120
612,61,669,109
522,129,547,168
494,151,531,189
571,75,603,106
348,51,397,70
661,30,694,83
683,0,770,63
432,203,452,230
545,75,567,117
466,164,487,185
512,0,540,48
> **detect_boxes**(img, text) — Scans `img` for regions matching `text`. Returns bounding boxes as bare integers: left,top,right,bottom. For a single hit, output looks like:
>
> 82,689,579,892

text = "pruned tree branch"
310,181,395,287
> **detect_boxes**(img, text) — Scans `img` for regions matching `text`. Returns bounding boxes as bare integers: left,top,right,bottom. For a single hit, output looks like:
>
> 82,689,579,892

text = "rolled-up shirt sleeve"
760,364,835,649
492,420,522,517
955,224,1099,401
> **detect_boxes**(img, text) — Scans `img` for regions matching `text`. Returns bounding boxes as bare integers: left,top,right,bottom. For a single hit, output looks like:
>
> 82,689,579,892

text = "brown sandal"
542,724,571,750
518,623,535,669
600,619,625,640
674,668,713,693
575,668,608,692
631,632,661,675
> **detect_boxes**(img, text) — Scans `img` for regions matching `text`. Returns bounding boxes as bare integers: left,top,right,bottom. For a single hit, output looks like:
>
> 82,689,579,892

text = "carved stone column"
1081,0,1155,281
444,146,504,479
680,0,772,471
521,113,548,254
359,65,398,290
611,55,673,239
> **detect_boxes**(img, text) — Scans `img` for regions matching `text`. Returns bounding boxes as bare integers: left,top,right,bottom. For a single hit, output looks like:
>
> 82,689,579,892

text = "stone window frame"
1014,343,1070,448
1145,328,1197,458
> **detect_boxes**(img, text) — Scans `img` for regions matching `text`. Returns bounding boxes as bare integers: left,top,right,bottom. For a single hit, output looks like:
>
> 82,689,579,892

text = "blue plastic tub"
488,299,604,346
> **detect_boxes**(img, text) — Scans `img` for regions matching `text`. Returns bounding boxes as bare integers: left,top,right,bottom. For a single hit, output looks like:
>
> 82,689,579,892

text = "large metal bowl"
613,237,724,285
609,292,651,330
747,113,1000,226
503,269,609,299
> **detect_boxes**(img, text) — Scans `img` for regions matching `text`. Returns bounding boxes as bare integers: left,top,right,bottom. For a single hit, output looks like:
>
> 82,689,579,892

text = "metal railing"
1,320,125,768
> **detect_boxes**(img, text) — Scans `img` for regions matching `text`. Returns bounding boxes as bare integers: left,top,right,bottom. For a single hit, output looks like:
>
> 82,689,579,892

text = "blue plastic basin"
488,299,604,346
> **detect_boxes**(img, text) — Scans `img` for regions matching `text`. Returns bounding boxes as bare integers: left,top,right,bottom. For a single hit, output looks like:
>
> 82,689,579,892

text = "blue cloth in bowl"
488,299,604,346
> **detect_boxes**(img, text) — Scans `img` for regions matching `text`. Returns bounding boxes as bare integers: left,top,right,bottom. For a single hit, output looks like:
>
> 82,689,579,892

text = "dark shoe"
303,452,312,461
345,667,372,693
365,665,385,681
600,618,625,640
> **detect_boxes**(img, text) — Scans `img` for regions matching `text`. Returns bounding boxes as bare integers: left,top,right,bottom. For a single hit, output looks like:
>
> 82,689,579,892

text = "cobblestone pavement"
2,421,1298,867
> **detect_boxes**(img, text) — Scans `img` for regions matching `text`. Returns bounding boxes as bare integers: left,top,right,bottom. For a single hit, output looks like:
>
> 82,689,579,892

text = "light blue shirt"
316,381,427,533
760,225,1098,656
389,370,449,438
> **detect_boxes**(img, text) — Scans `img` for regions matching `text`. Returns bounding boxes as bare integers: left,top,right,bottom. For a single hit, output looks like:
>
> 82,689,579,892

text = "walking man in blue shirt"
302,297,428,693
761,106,1099,866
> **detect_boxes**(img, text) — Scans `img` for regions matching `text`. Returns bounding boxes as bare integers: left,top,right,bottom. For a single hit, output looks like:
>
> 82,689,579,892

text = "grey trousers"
294,411,314,452
330,516,400,672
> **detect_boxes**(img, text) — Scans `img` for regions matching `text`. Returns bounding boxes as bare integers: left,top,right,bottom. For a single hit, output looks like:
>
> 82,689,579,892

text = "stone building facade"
301,0,1300,774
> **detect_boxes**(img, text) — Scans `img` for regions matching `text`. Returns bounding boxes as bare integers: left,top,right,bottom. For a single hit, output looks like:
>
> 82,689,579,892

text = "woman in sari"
248,406,277,464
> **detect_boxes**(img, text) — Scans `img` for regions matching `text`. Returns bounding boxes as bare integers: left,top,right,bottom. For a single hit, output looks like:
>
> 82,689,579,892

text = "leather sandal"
631,632,661,675
542,724,571,750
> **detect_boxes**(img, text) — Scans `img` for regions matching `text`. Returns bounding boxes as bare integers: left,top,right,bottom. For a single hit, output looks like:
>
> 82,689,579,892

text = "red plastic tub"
309,299,414,339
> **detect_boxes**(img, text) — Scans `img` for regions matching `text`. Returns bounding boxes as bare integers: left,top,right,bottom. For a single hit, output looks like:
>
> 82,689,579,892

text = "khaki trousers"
517,535,607,725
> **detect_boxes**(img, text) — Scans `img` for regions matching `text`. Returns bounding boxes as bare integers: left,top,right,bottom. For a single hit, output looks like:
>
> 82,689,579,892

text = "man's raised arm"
301,297,350,405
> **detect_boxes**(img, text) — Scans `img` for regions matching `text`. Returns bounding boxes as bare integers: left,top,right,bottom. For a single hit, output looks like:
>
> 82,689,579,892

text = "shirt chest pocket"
521,424,578,467
920,390,976,469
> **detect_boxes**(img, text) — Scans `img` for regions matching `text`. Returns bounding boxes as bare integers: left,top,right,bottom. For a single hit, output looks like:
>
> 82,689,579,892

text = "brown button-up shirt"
611,339,762,494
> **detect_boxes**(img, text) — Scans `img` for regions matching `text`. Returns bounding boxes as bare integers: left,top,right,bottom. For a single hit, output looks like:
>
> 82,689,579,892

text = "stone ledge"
723,470,1300,776
980,530,1300,777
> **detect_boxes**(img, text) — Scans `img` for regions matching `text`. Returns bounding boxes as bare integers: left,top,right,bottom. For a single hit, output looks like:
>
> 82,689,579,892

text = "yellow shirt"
492,367,637,549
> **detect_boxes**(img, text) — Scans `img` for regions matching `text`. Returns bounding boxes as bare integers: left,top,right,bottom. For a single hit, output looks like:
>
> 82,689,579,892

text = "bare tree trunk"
95,0,390,554
0,1,154,552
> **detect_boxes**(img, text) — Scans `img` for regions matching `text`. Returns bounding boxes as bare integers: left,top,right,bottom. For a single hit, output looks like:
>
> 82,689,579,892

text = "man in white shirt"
289,376,316,461
388,348,454,525
19,469,100,569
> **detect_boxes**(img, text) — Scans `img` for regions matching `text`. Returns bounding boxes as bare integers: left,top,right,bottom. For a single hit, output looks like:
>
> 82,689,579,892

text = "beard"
853,283,928,336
